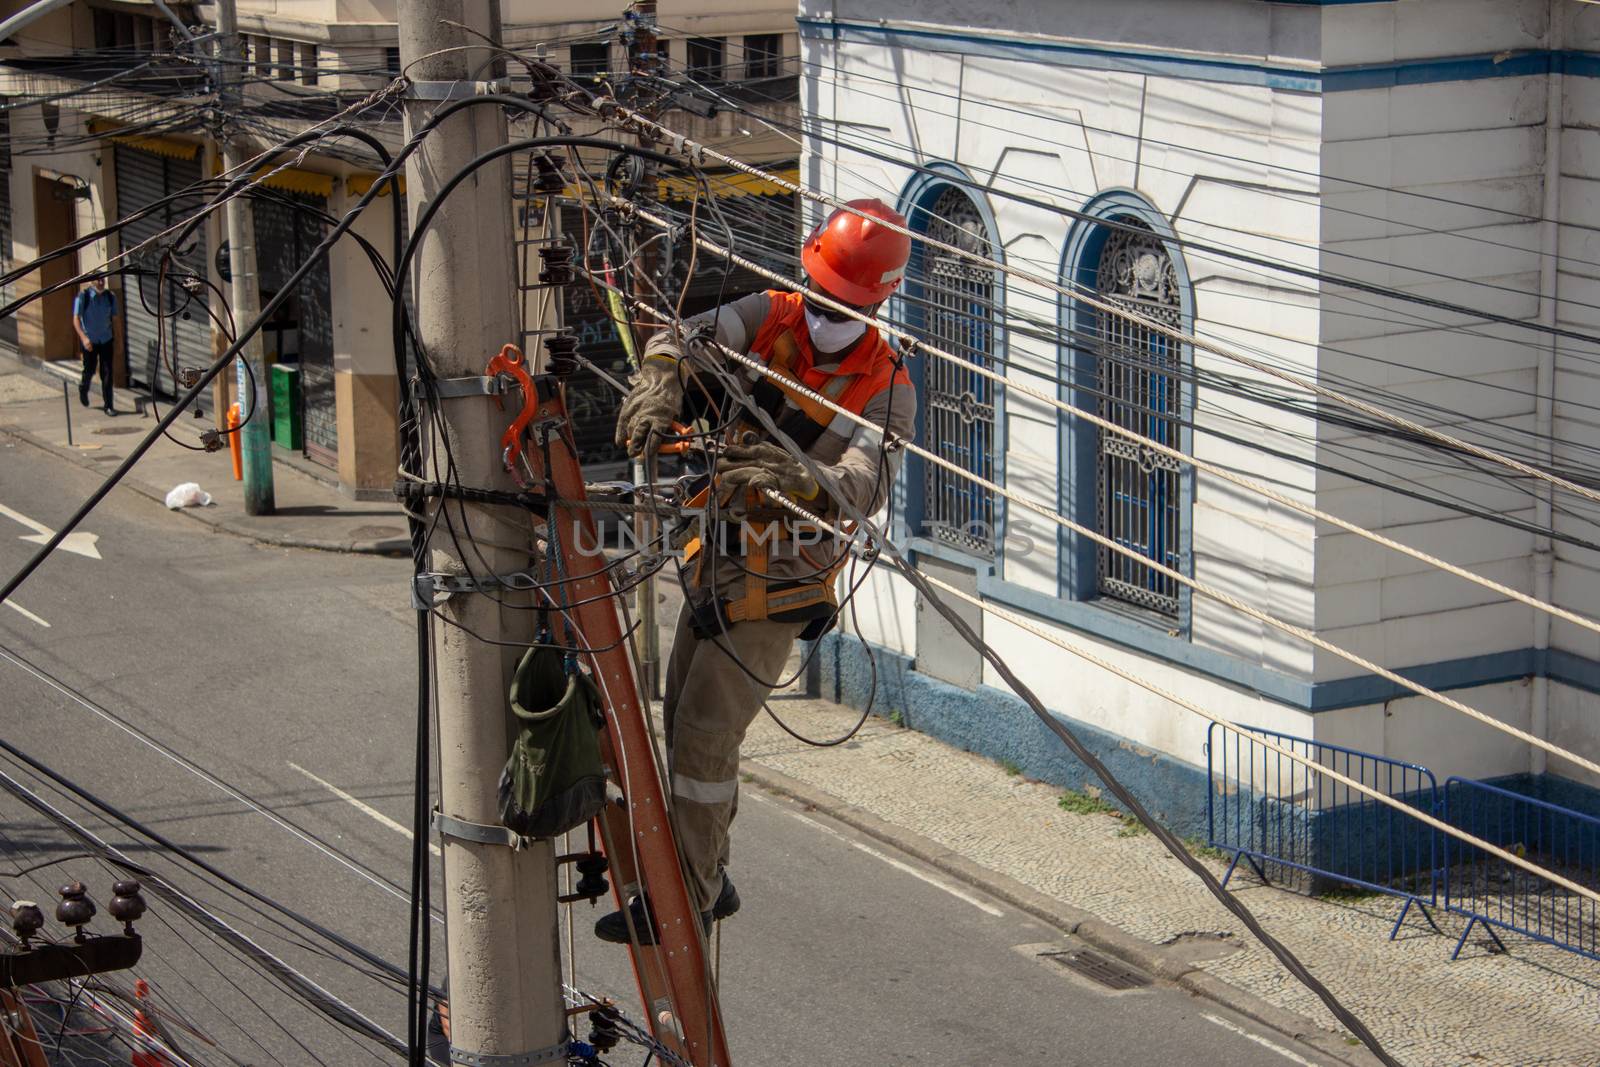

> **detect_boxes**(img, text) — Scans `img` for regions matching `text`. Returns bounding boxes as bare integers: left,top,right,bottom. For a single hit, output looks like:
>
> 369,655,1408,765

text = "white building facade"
800,0,1600,832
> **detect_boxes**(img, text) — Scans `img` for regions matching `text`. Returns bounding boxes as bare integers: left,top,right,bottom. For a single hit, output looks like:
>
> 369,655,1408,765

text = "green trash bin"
270,363,303,450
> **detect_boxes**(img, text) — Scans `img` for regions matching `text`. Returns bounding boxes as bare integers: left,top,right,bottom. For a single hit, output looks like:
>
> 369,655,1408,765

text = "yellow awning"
656,167,798,200
208,156,336,199
557,165,799,205
253,166,335,198
346,173,406,198
88,120,200,161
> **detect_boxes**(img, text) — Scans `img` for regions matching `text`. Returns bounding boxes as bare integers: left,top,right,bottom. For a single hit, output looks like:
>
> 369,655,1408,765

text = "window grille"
1093,219,1183,615
916,186,998,557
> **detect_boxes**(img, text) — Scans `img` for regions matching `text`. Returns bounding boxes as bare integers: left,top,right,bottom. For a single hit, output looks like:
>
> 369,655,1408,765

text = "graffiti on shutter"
554,189,796,473
252,190,336,466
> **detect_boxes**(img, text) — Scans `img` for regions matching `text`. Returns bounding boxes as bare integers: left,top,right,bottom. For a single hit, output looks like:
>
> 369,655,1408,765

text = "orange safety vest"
742,290,910,448
681,291,907,641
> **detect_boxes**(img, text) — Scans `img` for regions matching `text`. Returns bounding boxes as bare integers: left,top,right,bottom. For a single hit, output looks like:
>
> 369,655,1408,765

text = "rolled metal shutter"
557,191,793,474
0,106,13,347
114,145,210,402
252,189,335,465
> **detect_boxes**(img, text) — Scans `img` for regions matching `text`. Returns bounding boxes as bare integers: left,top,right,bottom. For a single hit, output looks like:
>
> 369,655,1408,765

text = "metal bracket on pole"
411,570,546,609
408,79,510,101
432,807,530,851
415,375,514,402
448,1043,570,1066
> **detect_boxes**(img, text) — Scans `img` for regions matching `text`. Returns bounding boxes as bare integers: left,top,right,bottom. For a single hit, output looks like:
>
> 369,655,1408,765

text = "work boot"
594,873,739,945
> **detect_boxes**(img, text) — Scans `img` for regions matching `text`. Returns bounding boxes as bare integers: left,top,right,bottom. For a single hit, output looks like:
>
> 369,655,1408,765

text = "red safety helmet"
801,198,912,307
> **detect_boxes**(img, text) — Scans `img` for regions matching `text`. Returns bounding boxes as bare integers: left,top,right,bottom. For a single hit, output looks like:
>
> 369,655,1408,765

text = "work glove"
615,356,684,458
715,441,819,501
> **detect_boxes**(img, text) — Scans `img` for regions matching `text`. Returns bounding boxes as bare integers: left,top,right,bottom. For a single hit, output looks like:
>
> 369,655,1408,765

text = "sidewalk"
7,352,1593,1066
0,354,410,554
736,689,1599,1067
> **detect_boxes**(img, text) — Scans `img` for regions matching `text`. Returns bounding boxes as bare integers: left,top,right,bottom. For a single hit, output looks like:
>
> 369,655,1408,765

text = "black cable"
666,51,1600,296
630,291,1402,1065
0,765,417,1061
0,734,440,1000
0,118,421,607
756,554,879,748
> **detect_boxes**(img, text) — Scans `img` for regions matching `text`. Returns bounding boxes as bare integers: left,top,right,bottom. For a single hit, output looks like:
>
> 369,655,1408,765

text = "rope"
760,484,1600,906
609,104,1600,510
614,197,1600,640
592,277,1600,781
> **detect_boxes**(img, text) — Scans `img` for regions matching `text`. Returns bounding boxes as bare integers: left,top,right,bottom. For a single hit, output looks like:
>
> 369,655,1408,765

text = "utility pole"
398,3,567,1062
215,0,274,514
626,0,662,698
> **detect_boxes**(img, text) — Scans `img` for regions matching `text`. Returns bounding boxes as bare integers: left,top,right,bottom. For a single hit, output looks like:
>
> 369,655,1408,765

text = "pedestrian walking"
73,276,118,415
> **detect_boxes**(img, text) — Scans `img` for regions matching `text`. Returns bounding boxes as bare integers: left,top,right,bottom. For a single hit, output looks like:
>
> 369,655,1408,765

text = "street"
0,433,1337,1067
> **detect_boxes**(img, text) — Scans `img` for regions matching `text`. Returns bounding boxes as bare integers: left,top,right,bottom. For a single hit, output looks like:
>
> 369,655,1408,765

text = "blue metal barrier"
1206,724,1440,939
1442,776,1600,962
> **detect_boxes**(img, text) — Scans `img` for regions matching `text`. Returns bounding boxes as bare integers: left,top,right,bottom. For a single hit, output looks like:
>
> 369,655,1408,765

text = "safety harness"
680,291,907,641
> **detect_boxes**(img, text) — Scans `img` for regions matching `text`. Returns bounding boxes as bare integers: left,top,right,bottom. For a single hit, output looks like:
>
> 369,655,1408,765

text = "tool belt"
680,484,846,643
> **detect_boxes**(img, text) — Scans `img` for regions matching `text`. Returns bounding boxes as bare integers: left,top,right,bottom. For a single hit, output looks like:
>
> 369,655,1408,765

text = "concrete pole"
216,0,274,515
398,2,567,1060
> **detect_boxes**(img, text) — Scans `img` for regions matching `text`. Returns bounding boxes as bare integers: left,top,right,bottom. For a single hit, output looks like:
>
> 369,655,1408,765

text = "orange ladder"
520,374,731,1067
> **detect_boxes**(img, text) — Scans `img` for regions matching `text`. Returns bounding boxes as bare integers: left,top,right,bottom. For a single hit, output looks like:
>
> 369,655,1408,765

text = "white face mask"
804,306,868,355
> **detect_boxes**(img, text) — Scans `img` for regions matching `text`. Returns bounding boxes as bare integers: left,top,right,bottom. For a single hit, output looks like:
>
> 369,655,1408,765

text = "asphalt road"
0,434,1338,1067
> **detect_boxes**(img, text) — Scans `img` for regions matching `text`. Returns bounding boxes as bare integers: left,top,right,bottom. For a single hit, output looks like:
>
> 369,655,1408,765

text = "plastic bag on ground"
164,482,213,509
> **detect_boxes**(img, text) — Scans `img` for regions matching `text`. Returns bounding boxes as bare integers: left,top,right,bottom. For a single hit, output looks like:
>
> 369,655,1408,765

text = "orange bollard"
227,403,242,481
130,978,171,1067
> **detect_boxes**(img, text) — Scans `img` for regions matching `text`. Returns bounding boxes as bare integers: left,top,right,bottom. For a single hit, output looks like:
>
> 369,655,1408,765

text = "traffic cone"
130,978,170,1067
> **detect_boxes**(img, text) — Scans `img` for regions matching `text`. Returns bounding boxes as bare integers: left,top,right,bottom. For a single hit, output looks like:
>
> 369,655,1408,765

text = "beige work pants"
662,602,804,913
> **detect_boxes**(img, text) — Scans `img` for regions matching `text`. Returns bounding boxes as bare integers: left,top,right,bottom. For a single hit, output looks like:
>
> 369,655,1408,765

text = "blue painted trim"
797,18,1600,92
811,630,1214,839
1056,191,1195,633
974,572,1600,710
1541,648,1600,695
1322,52,1555,92
893,162,1009,575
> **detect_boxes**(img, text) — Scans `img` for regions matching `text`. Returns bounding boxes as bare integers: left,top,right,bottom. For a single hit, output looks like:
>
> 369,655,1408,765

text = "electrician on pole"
598,199,916,943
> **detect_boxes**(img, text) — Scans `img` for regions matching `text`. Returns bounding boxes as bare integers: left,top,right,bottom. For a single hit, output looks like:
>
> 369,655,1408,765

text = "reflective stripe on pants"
663,601,803,913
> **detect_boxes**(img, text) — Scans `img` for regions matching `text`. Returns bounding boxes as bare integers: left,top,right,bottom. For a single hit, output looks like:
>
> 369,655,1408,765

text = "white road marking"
750,791,1004,917
0,502,102,560
2,600,49,628
1201,1013,1319,1065
288,762,440,857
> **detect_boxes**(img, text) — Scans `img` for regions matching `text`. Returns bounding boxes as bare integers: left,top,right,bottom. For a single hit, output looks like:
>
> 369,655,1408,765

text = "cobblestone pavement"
740,696,1600,1067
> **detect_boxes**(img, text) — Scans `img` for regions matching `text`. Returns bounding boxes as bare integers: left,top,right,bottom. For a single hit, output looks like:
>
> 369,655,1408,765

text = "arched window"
909,184,1000,558
1089,217,1184,615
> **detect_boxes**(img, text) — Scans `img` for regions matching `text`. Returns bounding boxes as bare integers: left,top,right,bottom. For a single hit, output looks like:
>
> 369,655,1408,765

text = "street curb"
739,759,1381,1067
0,423,411,557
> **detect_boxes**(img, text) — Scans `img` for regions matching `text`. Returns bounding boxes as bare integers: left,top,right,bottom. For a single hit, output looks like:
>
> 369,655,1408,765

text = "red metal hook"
487,343,537,485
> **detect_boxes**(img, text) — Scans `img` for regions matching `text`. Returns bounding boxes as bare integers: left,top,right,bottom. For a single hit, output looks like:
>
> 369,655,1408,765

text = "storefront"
113,140,211,409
